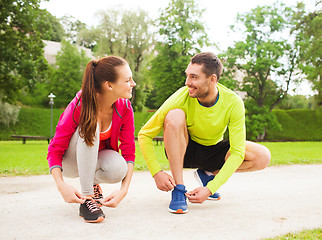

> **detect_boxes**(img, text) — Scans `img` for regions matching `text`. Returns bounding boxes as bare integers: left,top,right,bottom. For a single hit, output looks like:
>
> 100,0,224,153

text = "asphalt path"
1,165,322,240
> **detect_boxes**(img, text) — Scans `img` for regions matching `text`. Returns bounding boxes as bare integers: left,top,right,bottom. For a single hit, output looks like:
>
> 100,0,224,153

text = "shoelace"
173,186,187,201
174,186,187,194
85,200,100,213
93,185,103,199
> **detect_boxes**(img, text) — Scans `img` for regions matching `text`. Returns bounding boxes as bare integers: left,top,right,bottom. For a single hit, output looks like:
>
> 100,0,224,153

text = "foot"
79,199,105,223
193,169,221,200
168,184,188,214
93,184,103,206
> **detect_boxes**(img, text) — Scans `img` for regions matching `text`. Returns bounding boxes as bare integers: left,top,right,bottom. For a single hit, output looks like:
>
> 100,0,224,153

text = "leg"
164,109,189,185
76,124,100,196
223,141,271,172
94,149,128,184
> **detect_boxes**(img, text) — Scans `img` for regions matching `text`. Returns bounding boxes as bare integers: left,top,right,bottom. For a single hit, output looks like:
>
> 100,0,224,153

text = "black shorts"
165,136,230,172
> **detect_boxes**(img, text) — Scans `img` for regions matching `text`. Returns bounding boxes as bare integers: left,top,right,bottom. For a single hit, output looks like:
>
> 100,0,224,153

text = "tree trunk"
256,128,266,141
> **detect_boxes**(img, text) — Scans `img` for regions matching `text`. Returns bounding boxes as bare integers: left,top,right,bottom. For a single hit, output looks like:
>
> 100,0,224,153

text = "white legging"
62,125,128,195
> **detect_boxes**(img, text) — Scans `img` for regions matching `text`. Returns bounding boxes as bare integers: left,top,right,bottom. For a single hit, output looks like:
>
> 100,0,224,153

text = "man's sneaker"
168,184,188,214
93,184,103,206
79,199,105,223
193,169,221,201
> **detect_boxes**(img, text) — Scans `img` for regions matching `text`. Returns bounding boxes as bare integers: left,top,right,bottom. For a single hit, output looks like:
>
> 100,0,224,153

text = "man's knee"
164,109,186,131
254,145,271,170
245,142,271,170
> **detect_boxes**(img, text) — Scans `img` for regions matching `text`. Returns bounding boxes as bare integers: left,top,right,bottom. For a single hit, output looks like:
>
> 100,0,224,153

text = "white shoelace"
85,200,100,213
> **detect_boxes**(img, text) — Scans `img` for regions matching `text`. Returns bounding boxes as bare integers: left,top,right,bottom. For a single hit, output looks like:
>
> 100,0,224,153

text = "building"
43,40,93,65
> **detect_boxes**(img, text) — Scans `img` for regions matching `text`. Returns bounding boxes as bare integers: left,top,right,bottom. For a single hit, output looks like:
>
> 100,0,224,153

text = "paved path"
1,165,322,240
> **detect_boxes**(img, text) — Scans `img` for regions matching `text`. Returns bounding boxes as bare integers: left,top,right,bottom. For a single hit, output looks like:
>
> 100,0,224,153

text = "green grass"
0,141,321,176
264,228,322,240
0,141,50,175
260,141,322,165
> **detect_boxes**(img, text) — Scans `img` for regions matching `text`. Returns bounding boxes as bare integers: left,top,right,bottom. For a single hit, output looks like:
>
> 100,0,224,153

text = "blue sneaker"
193,169,221,201
168,184,188,214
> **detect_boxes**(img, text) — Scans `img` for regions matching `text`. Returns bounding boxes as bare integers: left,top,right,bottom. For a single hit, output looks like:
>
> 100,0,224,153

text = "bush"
266,109,322,141
0,108,156,140
1,107,321,141
0,108,64,140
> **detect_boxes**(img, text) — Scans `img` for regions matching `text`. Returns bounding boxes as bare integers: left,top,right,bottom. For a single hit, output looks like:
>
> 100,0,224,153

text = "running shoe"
93,184,103,206
193,169,221,200
79,199,105,223
168,184,188,214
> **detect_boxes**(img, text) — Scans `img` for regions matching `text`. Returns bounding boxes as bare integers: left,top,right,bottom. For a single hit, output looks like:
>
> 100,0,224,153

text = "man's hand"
186,187,212,204
153,171,176,192
57,182,85,204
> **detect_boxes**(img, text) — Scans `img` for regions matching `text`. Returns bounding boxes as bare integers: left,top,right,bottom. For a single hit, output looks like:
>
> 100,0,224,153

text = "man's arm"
138,87,187,177
206,98,246,194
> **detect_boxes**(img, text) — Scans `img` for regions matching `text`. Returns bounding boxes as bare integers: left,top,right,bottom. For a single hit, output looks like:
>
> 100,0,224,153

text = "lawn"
0,141,321,176
264,228,322,240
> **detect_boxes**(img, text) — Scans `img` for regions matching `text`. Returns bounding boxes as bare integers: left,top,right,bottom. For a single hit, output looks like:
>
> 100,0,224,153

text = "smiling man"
138,52,271,214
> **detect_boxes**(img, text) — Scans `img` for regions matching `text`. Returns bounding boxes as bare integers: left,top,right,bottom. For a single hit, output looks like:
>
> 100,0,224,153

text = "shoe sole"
193,170,221,201
80,215,105,223
208,196,221,201
168,208,188,214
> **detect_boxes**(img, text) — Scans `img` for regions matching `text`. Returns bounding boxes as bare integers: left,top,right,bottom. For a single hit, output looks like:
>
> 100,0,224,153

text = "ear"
210,74,217,83
104,81,113,90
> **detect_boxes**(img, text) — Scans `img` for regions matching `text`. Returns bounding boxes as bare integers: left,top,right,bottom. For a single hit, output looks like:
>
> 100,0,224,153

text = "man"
138,52,271,214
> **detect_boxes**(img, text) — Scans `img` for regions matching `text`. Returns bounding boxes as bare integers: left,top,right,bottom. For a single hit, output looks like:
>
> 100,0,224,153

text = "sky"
40,0,319,95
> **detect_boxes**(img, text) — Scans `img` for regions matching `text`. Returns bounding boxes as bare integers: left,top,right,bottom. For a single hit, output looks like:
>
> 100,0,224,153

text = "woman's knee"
96,150,128,183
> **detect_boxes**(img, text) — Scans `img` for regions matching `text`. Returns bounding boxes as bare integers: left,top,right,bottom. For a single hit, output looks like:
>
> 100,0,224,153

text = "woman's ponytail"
79,60,99,146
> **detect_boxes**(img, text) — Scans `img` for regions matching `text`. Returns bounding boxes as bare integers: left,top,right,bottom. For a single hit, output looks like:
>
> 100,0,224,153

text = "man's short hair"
191,52,223,81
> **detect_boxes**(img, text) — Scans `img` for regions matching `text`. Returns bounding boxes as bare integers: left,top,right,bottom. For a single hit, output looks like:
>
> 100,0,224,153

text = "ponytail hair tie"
92,60,98,68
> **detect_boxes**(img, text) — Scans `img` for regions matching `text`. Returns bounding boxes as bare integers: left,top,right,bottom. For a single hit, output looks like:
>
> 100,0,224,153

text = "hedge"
1,107,321,141
265,109,322,141
0,108,155,140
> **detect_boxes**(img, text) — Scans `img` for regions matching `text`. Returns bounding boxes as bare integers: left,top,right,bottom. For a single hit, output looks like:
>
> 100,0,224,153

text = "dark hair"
191,52,223,81
79,56,128,146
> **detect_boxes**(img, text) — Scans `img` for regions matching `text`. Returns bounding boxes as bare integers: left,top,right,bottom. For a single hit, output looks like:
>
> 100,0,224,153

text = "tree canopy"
221,2,309,139
47,40,90,107
294,4,322,106
0,0,49,103
148,0,210,107
83,8,154,111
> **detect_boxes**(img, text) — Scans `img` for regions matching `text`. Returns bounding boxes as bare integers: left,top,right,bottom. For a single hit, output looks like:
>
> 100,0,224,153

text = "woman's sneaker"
79,199,105,223
93,184,103,206
168,184,188,214
193,169,221,200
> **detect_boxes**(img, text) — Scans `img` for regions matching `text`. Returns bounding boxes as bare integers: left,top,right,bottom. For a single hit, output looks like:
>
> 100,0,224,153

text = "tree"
294,3,322,106
221,2,303,140
0,0,49,103
35,9,64,42
0,93,19,127
47,40,90,107
78,26,102,50
276,94,312,110
59,15,87,44
148,0,210,107
91,8,154,111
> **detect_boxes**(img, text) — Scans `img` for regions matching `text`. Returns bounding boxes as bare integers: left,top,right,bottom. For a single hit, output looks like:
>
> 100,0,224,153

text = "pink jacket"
47,91,135,172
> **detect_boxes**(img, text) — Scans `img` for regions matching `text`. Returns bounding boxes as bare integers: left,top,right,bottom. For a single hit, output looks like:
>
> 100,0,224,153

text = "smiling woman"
47,56,136,223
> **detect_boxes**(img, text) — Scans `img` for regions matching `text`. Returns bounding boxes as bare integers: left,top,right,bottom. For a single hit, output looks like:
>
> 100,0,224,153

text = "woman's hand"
57,182,85,204
100,189,127,208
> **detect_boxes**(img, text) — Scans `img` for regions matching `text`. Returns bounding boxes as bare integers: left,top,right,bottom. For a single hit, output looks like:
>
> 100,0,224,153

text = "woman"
47,56,136,223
